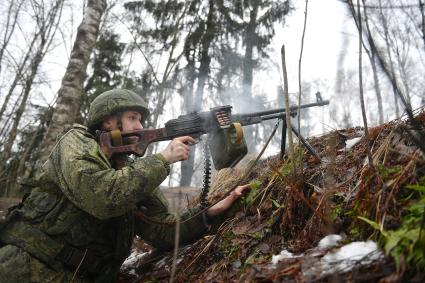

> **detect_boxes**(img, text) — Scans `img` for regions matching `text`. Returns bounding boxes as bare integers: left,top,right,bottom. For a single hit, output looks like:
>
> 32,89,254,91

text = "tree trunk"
393,42,412,108
180,0,215,187
242,2,258,100
40,0,107,162
0,91,22,141
361,3,384,124
180,64,196,187
370,52,384,124
357,0,373,168
242,0,259,150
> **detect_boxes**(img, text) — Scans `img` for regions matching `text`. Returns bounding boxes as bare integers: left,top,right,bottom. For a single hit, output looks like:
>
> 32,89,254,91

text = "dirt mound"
119,110,425,282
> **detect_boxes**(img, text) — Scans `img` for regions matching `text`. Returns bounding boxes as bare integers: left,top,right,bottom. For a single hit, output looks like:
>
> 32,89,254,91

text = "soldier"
0,89,248,282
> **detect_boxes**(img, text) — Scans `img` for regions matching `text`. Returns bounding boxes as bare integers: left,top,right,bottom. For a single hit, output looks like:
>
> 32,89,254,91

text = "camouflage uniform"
0,91,210,282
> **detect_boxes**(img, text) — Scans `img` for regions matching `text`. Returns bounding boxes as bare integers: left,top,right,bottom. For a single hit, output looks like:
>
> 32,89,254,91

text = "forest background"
0,0,424,197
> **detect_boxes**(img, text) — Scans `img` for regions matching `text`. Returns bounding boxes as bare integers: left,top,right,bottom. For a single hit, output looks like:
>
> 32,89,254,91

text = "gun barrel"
232,100,329,126
237,100,329,118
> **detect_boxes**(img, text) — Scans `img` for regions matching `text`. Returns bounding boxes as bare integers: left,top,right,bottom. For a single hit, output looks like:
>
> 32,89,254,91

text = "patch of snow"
318,234,342,249
321,240,383,273
121,250,149,275
302,240,384,280
271,250,303,265
345,137,362,150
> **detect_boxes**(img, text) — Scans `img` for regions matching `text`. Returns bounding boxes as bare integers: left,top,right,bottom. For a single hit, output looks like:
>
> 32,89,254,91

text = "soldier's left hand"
207,184,250,216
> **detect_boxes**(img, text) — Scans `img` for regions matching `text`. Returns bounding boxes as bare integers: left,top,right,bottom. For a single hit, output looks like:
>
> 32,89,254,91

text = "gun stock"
99,128,169,159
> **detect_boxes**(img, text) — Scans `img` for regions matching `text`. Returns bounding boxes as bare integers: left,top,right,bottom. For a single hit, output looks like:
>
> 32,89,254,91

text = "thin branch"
112,13,161,86
338,0,420,9
297,0,308,138
357,0,374,168
170,193,181,283
281,45,294,160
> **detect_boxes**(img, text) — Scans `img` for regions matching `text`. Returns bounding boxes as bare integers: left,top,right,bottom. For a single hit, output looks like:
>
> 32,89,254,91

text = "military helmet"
87,89,150,129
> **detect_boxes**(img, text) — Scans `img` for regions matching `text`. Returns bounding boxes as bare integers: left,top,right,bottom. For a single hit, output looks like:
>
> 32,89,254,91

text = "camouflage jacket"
0,124,209,282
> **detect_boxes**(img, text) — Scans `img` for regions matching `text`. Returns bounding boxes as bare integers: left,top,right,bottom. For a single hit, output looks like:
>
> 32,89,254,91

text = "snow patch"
271,250,303,265
345,137,362,150
302,240,384,280
321,240,383,273
318,234,342,249
121,250,149,275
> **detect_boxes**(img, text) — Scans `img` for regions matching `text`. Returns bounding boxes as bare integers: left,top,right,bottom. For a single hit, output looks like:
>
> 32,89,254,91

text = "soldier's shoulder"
71,123,89,132
56,124,98,152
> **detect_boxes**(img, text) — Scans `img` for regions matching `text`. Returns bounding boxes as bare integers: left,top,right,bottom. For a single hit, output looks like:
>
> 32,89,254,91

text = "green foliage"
330,203,343,221
330,194,345,220
279,160,293,177
358,216,386,235
243,180,262,205
358,180,425,271
377,164,402,181
277,147,305,178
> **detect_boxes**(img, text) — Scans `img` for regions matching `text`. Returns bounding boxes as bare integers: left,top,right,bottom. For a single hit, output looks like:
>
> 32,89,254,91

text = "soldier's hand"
160,136,196,164
207,184,250,216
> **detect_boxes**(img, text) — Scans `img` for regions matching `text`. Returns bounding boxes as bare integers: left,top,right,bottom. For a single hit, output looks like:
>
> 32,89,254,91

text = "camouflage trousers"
0,245,88,283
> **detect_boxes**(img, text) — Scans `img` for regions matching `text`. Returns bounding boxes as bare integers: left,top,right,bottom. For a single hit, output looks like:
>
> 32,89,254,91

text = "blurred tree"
0,0,25,76
123,0,292,186
1,0,65,164
216,0,291,149
80,29,125,123
40,0,107,162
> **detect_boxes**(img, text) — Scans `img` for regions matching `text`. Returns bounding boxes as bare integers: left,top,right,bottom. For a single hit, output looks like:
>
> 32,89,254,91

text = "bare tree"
0,38,34,124
1,0,65,162
378,0,401,116
391,22,413,106
357,0,374,168
0,0,25,75
40,0,107,162
361,2,384,124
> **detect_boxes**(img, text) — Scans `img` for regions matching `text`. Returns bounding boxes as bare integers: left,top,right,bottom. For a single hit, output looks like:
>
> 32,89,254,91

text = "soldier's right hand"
160,136,196,164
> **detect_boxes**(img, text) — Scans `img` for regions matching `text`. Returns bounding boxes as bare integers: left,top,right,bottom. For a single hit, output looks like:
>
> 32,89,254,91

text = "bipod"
279,118,321,162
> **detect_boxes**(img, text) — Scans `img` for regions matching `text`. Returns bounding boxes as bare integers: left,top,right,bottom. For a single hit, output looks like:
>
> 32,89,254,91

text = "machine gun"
98,97,329,170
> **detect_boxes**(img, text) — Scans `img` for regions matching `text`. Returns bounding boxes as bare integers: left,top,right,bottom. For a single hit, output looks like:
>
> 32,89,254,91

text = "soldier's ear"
101,115,117,131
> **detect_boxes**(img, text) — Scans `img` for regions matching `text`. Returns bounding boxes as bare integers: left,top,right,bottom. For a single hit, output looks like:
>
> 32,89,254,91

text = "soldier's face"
121,111,144,131
102,111,143,131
